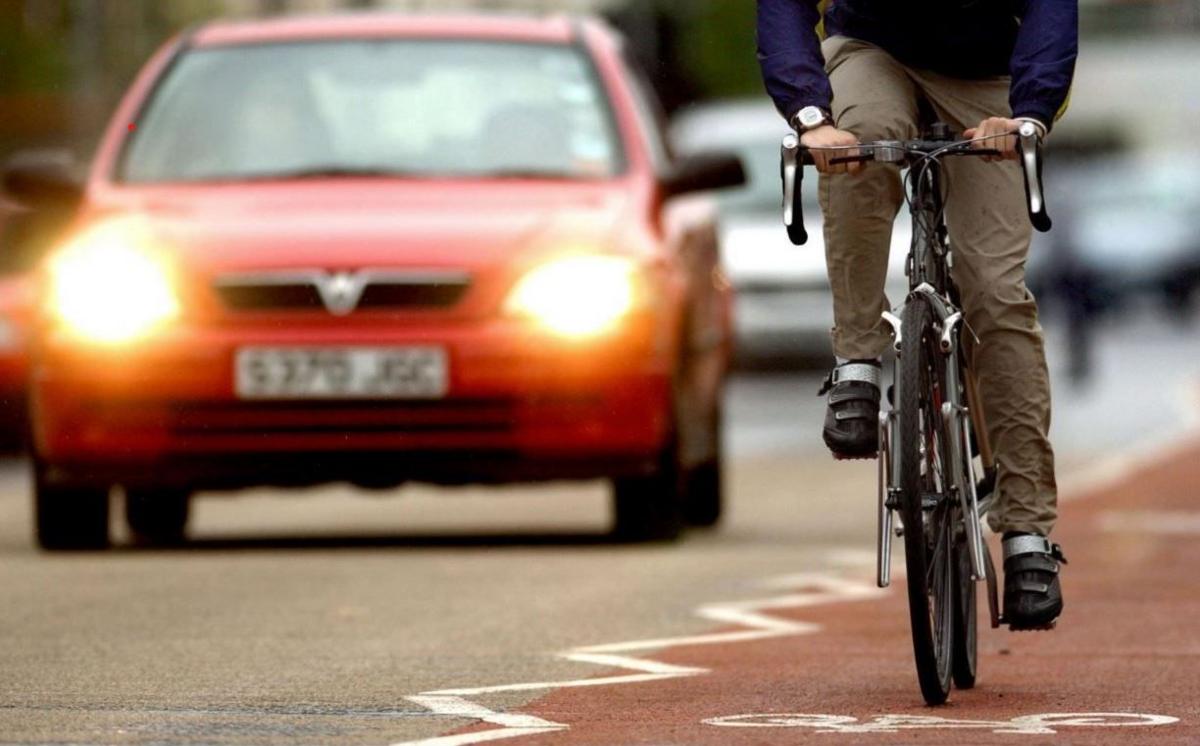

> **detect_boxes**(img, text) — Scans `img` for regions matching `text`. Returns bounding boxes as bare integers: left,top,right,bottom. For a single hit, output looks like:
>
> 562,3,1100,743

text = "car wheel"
611,439,685,543
683,405,724,528
682,458,723,528
34,468,110,551
125,488,190,546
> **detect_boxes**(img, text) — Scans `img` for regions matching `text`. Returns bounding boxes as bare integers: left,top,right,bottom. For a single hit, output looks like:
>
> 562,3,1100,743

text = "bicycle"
779,120,1052,705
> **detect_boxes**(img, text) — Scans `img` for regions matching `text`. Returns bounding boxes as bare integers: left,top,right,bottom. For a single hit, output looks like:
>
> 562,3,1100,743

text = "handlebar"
780,123,1051,247
1016,121,1052,233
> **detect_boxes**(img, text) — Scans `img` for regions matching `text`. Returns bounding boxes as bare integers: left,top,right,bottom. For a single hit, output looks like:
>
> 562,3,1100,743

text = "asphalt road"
0,311,1197,745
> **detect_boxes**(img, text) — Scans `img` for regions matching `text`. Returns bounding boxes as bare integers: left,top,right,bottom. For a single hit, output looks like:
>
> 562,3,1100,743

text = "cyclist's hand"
800,125,863,175
964,117,1020,162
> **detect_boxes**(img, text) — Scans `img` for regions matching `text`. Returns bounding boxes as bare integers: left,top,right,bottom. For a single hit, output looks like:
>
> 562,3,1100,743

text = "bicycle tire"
951,530,978,689
898,293,955,705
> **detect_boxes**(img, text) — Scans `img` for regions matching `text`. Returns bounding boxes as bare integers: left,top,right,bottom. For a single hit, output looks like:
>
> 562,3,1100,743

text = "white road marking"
703,712,1181,735
1098,510,1200,535
399,696,566,745
394,379,1200,746
394,570,883,745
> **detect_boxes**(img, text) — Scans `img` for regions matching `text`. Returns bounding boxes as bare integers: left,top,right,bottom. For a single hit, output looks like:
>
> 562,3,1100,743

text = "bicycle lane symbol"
702,712,1181,735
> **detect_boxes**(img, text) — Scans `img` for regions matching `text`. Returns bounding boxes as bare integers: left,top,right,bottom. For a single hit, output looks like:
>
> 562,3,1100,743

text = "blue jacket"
757,0,1078,129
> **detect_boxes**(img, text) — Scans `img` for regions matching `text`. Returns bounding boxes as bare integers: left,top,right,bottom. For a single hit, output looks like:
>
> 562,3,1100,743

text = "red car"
13,14,742,549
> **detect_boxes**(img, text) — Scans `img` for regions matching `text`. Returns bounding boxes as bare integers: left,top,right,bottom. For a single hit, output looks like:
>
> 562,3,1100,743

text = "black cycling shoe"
818,360,881,459
1003,533,1067,630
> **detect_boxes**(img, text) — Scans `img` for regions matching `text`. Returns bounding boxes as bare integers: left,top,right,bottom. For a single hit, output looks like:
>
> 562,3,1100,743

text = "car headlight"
505,255,643,338
47,219,180,344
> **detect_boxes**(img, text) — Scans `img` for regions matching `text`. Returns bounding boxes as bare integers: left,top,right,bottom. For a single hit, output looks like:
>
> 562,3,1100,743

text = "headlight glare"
506,255,641,337
48,220,180,344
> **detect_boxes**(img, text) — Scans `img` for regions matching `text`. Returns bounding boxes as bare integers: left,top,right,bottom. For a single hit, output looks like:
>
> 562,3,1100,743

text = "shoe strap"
829,386,880,406
998,537,1046,561
1003,534,1067,565
1003,534,1050,559
832,362,881,388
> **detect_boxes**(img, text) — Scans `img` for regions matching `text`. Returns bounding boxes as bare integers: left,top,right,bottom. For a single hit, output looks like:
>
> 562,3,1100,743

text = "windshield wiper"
473,169,581,180
237,166,431,181
200,167,585,183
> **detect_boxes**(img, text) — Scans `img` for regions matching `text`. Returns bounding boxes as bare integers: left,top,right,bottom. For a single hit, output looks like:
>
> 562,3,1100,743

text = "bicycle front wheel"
898,293,956,705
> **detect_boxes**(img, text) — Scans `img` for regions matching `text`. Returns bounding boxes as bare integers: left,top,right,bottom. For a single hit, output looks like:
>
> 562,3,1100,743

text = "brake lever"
1017,122,1052,233
781,133,807,245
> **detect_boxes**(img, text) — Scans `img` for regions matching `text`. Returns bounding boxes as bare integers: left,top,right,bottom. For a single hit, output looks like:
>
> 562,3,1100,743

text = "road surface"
0,312,1197,744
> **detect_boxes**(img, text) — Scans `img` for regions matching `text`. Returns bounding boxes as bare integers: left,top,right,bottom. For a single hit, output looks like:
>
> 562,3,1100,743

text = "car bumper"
31,319,676,489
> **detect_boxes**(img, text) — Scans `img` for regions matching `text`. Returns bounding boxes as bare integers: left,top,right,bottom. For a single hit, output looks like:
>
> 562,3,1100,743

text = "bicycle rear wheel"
951,530,978,689
898,294,956,705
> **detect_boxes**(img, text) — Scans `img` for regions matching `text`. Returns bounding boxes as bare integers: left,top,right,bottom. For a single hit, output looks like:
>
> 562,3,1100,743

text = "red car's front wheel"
34,464,110,551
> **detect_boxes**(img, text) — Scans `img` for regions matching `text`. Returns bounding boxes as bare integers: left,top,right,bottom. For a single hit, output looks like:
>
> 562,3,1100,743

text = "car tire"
34,468,110,551
682,457,723,527
611,440,685,543
683,403,724,528
125,488,190,546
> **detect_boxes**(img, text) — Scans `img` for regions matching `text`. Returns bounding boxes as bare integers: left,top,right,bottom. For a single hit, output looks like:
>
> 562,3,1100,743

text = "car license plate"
235,347,448,399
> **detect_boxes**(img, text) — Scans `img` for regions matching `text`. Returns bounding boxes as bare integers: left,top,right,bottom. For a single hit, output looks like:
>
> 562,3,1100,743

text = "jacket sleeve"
756,0,830,122
1009,0,1078,130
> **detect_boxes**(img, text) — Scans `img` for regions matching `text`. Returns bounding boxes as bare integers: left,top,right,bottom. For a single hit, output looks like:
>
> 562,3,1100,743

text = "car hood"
84,181,638,274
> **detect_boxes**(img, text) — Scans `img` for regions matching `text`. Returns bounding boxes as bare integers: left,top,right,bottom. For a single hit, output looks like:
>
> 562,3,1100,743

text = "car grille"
214,270,471,313
164,399,516,438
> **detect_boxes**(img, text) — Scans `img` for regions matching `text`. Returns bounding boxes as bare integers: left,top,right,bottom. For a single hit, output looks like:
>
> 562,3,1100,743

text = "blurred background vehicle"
0,155,72,449
1027,155,1200,383
672,99,909,367
1032,156,1200,317
9,13,744,550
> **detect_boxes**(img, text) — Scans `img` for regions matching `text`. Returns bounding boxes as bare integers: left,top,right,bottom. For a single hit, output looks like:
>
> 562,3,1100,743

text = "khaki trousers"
818,36,1057,536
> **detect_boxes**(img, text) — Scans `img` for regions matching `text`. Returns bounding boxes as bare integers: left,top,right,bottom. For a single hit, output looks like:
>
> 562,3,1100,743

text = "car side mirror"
2,149,84,211
662,151,746,199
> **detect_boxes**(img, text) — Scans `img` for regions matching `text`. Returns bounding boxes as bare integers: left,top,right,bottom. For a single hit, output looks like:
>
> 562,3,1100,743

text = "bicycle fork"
876,311,902,589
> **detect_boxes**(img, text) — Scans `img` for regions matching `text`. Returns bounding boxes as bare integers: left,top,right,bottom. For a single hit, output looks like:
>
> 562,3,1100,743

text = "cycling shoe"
819,360,881,459
1003,532,1066,630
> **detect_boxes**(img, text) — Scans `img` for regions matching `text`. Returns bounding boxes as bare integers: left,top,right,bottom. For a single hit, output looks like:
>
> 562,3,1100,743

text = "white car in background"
672,99,909,364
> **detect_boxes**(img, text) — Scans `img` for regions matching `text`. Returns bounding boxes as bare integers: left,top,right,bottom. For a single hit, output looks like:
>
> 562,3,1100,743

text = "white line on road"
392,379,1200,746
393,571,884,746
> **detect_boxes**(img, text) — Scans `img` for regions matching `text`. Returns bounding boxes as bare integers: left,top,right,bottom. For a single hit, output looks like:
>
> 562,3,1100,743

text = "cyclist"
757,0,1077,630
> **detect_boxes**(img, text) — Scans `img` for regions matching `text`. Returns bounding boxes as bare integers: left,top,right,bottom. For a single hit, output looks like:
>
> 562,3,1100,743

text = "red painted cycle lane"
495,436,1200,744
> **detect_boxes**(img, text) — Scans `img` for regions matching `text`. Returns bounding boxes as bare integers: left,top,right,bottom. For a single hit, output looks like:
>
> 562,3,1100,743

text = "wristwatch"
792,105,832,133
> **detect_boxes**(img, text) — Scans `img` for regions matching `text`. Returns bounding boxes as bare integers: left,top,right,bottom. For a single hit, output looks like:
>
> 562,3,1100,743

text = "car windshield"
119,40,624,183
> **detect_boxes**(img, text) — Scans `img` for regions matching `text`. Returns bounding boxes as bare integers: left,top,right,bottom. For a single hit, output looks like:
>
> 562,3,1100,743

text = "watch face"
799,107,826,128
